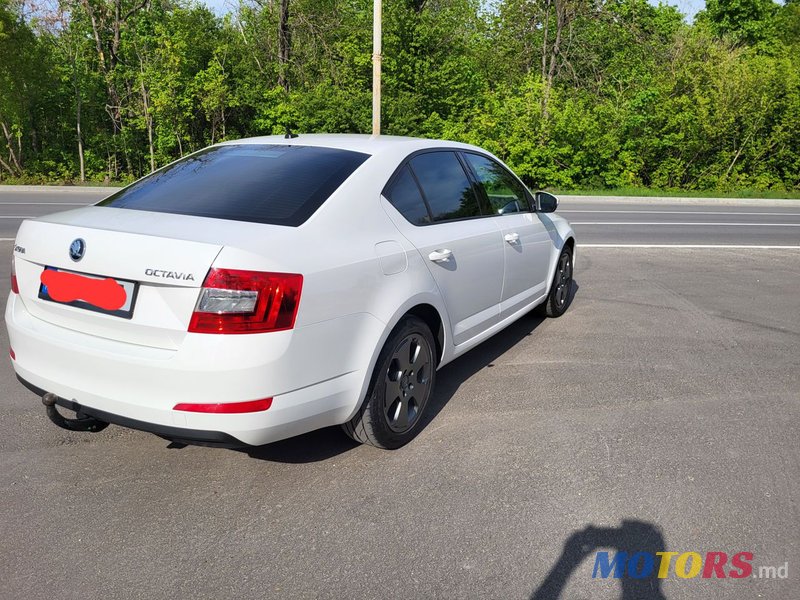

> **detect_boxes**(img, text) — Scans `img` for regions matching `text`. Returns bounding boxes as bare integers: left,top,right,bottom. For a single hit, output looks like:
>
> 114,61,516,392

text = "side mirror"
535,191,558,213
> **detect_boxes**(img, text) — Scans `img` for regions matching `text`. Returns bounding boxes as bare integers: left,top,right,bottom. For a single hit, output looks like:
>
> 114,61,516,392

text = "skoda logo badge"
69,238,86,262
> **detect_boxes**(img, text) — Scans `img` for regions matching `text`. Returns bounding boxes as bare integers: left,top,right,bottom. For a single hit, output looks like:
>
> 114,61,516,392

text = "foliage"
0,0,797,192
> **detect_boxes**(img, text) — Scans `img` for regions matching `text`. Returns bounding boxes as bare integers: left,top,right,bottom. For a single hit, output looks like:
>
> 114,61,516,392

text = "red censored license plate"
38,267,139,319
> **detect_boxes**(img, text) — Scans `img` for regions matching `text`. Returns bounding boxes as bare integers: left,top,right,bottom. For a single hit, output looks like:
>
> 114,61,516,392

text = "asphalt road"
0,188,798,599
0,187,110,238
0,187,799,245
560,199,800,246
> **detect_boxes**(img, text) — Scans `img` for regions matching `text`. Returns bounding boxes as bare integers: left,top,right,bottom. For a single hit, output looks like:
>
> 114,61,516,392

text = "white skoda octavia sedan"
7,135,575,449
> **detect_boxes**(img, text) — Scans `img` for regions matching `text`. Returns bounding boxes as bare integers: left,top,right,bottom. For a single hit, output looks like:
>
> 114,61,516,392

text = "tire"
538,245,574,318
343,316,437,449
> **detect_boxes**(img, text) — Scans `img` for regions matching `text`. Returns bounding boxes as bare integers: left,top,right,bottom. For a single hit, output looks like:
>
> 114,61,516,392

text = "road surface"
0,187,798,600
0,187,798,246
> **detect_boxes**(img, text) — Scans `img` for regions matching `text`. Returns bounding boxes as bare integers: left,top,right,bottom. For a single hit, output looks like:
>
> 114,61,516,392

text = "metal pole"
372,0,382,136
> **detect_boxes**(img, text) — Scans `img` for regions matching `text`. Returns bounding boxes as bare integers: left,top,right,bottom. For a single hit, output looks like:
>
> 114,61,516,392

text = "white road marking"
580,244,800,249
0,216,38,219
561,210,800,216
571,221,800,226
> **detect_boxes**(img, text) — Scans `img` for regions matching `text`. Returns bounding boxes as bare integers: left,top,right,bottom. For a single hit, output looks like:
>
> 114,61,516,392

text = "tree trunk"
541,0,551,84
278,0,291,92
0,156,14,176
77,97,85,182
78,0,149,161
74,50,86,182
140,77,155,173
1,122,23,175
16,127,22,168
80,0,122,132
541,0,566,121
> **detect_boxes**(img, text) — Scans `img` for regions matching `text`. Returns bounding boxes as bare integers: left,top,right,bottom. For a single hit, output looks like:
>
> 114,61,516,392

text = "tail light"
11,257,18,294
188,268,302,334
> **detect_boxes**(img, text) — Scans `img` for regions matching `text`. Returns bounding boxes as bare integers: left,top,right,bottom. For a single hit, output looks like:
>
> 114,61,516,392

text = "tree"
0,0,796,193
0,0,40,176
702,0,779,46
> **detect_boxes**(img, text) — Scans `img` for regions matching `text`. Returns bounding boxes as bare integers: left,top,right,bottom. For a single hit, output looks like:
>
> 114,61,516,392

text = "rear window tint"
408,152,482,222
384,165,431,225
97,145,369,226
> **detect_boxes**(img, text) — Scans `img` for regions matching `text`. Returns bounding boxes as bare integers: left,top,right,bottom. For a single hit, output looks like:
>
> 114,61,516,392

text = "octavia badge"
69,238,86,262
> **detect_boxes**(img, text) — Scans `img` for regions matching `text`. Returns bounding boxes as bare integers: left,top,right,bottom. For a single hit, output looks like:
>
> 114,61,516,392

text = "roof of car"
217,134,481,156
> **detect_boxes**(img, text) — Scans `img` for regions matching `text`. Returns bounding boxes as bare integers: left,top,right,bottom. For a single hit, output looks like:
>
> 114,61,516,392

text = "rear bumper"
7,293,382,446
18,375,243,447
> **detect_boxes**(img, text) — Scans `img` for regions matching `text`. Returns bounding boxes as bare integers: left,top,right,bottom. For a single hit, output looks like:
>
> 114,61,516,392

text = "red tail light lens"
188,269,302,334
174,398,273,413
11,257,19,294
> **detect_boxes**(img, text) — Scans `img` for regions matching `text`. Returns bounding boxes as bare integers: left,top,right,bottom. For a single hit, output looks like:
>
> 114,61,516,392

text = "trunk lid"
13,207,224,350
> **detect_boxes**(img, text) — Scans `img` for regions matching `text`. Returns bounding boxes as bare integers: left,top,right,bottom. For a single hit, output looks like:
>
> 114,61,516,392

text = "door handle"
504,233,520,244
428,249,453,262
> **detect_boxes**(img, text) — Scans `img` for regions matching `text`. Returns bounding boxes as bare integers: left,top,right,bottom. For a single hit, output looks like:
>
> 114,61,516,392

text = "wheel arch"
343,295,450,423
564,235,575,267
564,234,576,271
406,303,445,365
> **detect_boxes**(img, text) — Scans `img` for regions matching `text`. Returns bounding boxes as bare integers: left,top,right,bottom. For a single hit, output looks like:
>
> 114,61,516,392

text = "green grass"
550,186,800,200
0,180,120,187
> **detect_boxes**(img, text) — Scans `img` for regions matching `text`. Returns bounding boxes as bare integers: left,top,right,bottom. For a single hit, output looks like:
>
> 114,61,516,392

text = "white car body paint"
6,135,575,446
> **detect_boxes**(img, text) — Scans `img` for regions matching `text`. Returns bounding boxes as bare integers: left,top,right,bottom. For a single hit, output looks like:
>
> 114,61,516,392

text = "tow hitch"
42,393,109,433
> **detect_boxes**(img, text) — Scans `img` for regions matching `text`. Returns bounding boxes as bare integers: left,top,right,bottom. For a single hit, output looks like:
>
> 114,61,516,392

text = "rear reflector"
11,257,18,294
173,398,273,413
189,269,302,334
9,347,15,360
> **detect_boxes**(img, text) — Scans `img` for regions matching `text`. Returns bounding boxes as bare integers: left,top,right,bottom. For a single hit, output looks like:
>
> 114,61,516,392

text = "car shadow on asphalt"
241,281,579,464
239,424,361,462
418,280,579,439
530,519,668,600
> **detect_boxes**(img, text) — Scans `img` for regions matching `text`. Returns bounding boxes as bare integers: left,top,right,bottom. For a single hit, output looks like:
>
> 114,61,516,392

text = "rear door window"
97,145,369,226
463,153,529,215
384,166,431,225
408,152,483,222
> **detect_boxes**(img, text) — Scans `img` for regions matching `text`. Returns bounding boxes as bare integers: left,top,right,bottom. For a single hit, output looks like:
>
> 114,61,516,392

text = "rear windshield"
97,145,370,226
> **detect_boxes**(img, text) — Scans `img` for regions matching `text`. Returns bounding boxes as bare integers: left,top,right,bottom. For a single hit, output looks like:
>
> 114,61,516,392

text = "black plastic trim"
16,375,247,448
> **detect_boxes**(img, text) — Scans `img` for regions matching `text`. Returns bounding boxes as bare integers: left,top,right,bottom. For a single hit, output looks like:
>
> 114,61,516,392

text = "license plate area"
38,266,139,319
